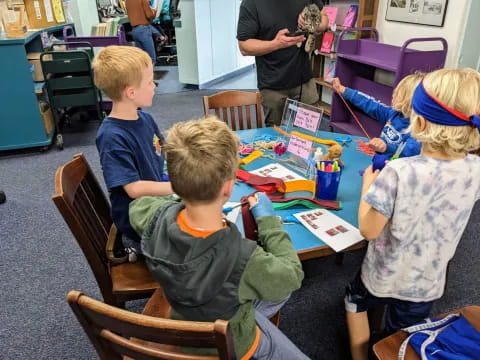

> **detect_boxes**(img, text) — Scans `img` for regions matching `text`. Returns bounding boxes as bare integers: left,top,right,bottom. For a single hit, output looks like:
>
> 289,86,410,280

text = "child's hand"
332,78,345,94
248,193,275,220
361,165,380,192
368,138,387,153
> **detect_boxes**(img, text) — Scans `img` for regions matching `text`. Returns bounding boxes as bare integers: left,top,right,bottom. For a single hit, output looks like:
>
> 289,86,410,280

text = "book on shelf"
323,59,336,83
342,4,358,28
323,6,338,28
320,31,335,53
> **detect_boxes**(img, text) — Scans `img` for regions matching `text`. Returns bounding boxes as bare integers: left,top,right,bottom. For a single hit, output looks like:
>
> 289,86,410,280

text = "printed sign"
294,107,321,132
286,135,312,160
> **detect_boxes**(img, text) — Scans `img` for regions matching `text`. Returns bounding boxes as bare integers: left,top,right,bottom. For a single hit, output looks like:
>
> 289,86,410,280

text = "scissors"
335,135,352,147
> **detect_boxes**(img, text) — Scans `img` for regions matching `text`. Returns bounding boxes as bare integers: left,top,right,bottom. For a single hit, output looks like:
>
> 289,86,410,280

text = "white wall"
176,0,254,86
375,0,470,68
457,0,480,70
69,0,99,36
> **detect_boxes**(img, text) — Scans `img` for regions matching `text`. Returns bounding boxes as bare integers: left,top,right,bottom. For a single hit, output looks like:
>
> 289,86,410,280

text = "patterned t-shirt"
361,154,480,302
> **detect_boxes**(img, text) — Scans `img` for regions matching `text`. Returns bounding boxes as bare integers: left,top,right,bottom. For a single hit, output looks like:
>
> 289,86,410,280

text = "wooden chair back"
52,154,116,304
203,90,263,130
68,290,236,360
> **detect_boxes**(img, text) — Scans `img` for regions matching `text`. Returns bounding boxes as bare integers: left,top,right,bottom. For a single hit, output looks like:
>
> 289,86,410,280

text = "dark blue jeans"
131,24,160,63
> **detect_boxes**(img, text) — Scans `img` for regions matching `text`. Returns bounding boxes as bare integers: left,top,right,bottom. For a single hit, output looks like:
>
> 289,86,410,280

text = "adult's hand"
298,13,306,29
273,28,305,50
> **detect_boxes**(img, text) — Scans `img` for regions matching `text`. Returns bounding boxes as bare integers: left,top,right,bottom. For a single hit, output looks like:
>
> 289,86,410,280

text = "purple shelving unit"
62,25,127,47
330,27,448,137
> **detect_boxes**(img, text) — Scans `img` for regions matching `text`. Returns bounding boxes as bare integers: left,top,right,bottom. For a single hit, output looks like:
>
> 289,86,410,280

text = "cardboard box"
27,52,51,81
39,103,54,135
24,0,57,29
1,4,28,38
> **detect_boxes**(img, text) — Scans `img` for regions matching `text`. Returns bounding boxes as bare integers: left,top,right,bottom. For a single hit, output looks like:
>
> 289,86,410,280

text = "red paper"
323,6,338,27
320,32,335,53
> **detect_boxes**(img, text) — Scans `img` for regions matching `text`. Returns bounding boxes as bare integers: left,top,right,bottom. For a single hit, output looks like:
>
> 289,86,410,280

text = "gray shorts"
260,78,319,127
251,295,310,360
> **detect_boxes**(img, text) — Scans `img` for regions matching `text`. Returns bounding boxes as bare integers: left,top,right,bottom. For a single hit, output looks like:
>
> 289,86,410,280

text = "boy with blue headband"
344,68,480,360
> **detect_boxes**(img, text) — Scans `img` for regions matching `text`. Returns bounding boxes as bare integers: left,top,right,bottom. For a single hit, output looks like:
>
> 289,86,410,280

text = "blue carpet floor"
1,83,479,359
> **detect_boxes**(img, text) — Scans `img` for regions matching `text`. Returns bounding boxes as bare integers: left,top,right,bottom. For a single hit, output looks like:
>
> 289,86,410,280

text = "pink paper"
287,135,312,160
294,107,321,132
323,6,338,27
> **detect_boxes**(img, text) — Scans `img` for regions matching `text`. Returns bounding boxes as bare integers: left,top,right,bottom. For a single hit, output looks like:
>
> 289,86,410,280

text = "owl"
298,4,322,57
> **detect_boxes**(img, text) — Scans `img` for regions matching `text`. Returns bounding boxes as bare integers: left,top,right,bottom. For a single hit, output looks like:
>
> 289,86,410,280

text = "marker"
325,163,333,172
320,162,325,171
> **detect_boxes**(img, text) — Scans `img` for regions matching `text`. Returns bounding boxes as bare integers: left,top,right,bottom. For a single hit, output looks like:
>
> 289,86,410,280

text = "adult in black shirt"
237,0,328,126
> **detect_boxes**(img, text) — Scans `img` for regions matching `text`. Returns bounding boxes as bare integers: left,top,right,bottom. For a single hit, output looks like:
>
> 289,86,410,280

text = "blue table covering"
230,127,371,253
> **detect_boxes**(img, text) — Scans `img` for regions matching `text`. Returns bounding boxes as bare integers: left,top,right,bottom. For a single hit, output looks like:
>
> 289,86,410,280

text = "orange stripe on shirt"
176,209,225,238
241,326,261,360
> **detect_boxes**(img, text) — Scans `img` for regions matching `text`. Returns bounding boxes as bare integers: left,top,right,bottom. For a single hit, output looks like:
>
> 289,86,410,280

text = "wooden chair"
203,90,263,130
67,289,237,360
373,305,480,360
52,153,159,308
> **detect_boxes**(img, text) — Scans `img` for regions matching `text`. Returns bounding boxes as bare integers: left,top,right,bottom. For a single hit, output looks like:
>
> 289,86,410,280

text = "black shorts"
345,272,434,334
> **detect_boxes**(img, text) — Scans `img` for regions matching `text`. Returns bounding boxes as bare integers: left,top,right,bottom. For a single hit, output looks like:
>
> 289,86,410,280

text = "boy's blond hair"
164,116,239,203
410,68,480,157
392,72,425,117
92,46,151,101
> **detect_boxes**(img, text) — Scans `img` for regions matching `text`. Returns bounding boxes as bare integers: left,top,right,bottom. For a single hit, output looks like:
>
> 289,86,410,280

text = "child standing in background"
345,68,480,360
93,46,172,259
332,73,424,164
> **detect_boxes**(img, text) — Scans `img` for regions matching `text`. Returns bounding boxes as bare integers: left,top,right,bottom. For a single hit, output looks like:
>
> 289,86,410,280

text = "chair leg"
368,305,385,333
0,188,6,204
269,311,281,327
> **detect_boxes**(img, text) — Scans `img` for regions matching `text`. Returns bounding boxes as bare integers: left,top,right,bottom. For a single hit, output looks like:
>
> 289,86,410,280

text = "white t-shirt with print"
361,154,480,302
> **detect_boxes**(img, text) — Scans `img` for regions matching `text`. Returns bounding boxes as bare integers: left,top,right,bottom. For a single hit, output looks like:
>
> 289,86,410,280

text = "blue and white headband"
412,81,480,131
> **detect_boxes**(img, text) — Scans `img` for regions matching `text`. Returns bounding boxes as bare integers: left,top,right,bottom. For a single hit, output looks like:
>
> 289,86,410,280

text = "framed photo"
386,0,448,27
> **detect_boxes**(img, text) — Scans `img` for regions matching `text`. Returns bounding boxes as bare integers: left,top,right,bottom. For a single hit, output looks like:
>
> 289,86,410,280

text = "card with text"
294,209,364,252
250,163,306,182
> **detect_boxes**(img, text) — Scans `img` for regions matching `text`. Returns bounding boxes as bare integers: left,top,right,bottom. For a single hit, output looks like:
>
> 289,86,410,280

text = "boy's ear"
222,179,235,198
124,86,136,100
417,116,427,131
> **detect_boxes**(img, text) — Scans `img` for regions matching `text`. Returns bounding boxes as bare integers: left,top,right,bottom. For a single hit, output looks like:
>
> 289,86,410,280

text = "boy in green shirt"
129,116,308,359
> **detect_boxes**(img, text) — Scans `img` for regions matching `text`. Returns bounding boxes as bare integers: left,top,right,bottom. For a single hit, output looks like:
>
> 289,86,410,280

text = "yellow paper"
51,0,65,23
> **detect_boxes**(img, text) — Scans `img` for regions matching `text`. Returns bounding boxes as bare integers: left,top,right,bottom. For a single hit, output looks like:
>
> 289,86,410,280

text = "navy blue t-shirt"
96,111,166,242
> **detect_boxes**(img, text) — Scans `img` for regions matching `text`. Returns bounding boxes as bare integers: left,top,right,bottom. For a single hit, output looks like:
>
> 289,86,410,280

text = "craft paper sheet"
250,163,306,182
224,202,241,224
294,209,363,252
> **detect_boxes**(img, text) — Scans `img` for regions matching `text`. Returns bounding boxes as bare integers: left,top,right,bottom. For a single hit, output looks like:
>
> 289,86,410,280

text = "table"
230,127,372,260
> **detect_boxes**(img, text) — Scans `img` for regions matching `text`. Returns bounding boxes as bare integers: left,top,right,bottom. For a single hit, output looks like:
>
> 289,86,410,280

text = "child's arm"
397,135,421,158
124,181,173,199
238,194,304,302
332,77,396,125
358,166,389,240
129,195,178,237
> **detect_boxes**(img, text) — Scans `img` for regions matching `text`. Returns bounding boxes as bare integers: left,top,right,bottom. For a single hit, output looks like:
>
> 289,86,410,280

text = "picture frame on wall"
385,0,448,27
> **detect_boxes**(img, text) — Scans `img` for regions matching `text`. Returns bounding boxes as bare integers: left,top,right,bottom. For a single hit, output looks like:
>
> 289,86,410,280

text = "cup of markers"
315,160,342,200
